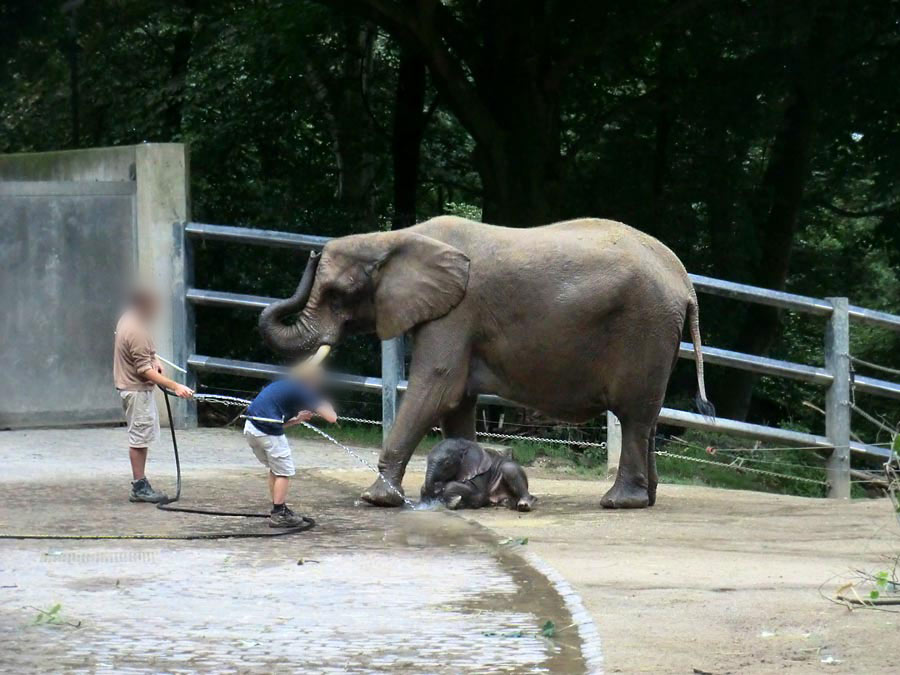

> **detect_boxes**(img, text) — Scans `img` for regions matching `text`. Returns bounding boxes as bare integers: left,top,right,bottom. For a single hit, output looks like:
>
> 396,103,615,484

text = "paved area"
5,425,899,674
0,428,586,673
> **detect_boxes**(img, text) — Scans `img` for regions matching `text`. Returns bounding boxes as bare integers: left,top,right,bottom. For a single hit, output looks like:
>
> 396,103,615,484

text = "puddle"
1,472,587,673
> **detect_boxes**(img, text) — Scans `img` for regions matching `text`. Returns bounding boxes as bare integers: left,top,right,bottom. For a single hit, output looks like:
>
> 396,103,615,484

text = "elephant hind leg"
440,395,477,440
600,418,654,509
499,461,536,512
647,423,659,507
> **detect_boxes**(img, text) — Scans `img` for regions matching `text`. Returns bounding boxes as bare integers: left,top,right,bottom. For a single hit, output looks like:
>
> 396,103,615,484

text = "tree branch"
325,0,501,144
547,0,713,88
820,201,899,219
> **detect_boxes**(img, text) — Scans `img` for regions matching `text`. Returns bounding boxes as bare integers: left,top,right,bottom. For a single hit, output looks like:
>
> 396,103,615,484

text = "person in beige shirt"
114,289,193,503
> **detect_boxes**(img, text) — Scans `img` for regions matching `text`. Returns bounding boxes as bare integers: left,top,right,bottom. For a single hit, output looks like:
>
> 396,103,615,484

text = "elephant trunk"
258,252,322,357
422,464,434,499
421,463,439,500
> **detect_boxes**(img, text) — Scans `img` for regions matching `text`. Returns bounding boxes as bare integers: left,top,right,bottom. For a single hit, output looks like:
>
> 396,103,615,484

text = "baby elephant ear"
457,443,494,482
373,232,470,339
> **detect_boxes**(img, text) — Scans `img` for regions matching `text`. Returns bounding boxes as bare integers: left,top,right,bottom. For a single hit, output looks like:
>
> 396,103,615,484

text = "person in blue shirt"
243,366,337,527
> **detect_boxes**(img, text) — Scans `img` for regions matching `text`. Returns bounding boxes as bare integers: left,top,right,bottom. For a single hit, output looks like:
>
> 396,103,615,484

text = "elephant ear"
373,232,470,340
457,444,494,482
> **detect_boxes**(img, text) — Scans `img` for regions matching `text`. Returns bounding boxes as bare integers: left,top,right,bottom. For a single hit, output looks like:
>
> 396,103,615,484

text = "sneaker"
129,478,168,503
269,506,305,528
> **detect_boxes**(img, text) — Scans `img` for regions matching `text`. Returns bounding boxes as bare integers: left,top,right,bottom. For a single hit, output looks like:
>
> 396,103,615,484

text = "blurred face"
132,290,160,320
290,362,326,389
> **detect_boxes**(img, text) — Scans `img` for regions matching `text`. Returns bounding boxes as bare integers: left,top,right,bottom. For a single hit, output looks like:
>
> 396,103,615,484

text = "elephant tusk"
308,344,331,366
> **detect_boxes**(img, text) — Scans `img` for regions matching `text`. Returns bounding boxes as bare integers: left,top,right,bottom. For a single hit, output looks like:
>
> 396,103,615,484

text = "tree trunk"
391,48,427,229
334,21,378,229
474,123,561,226
650,34,676,223
716,84,816,419
469,3,561,225
714,11,835,420
303,20,378,230
161,0,197,140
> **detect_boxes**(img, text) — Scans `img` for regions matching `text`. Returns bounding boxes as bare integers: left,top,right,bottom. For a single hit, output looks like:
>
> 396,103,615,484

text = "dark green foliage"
2,0,898,447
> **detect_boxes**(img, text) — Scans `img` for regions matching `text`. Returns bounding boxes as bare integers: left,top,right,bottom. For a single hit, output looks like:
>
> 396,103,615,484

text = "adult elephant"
258,216,713,509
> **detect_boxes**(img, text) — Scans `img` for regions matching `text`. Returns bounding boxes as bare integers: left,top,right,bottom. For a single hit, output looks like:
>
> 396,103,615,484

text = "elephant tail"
687,290,716,418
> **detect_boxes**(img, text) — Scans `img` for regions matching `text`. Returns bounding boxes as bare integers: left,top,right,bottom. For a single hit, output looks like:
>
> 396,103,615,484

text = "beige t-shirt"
113,309,158,391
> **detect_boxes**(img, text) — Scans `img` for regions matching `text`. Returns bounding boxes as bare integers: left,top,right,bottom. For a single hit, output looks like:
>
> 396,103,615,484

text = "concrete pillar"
606,411,622,479
825,297,851,499
134,144,195,427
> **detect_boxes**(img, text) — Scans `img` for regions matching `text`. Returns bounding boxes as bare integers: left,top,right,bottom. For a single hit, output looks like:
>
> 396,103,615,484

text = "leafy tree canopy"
2,0,898,440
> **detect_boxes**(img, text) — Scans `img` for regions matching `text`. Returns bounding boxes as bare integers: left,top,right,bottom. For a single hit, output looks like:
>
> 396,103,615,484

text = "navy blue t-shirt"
246,379,321,436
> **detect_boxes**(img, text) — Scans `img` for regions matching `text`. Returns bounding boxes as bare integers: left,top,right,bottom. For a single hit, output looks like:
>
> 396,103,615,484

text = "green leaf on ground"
32,604,62,625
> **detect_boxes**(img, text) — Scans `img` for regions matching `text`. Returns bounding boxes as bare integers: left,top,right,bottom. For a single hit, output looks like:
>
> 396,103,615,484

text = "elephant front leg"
361,357,470,507
360,398,437,506
442,480,486,510
600,418,653,509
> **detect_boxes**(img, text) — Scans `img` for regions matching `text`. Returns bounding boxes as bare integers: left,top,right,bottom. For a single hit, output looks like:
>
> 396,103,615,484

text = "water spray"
193,392,415,508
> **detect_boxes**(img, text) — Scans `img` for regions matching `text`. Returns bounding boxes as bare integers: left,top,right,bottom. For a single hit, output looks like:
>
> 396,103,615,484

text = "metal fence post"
381,336,405,445
172,221,197,428
825,297,851,499
606,411,622,479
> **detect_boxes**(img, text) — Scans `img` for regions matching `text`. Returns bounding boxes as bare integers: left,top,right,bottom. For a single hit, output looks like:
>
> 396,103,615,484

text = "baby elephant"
420,439,536,511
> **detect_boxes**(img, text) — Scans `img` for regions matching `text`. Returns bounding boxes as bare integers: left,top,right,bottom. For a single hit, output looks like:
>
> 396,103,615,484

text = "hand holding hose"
173,383,194,399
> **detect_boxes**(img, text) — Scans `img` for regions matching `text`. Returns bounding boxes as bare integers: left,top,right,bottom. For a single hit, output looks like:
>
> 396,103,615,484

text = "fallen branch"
836,594,900,606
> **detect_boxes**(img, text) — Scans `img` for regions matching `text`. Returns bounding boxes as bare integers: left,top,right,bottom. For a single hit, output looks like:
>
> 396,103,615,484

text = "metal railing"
179,221,900,497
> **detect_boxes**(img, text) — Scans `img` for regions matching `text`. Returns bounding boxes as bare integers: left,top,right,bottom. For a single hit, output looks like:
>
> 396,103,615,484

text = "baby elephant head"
258,231,470,359
421,438,487,502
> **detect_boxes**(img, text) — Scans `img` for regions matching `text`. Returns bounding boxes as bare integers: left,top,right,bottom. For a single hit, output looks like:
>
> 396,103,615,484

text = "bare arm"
141,369,194,398
314,401,338,424
284,401,338,427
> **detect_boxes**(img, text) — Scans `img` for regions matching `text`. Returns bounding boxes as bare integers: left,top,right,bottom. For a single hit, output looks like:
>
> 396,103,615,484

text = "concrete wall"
0,144,194,429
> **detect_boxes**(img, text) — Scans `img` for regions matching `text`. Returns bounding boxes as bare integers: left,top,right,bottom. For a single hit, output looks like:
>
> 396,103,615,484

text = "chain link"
475,430,606,448
298,421,414,506
336,414,608,449
338,415,381,425
337,414,609,449
655,451,827,485
193,393,253,407
191,393,413,506
193,389,847,489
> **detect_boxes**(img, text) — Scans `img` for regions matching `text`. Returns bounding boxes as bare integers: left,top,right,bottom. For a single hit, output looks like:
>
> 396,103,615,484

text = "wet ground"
0,428,588,673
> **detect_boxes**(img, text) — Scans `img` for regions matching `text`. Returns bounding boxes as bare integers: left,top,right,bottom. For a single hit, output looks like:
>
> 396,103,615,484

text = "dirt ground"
325,469,900,674
2,426,899,674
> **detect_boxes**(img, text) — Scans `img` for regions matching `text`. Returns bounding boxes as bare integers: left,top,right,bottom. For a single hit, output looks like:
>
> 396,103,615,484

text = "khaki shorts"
119,390,160,448
243,420,296,477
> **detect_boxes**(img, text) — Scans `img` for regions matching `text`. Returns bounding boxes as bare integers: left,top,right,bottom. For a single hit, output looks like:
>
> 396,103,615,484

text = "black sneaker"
129,478,168,503
269,506,305,528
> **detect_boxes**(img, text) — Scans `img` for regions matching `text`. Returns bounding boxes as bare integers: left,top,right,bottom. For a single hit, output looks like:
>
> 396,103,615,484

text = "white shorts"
119,390,160,448
243,420,296,477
